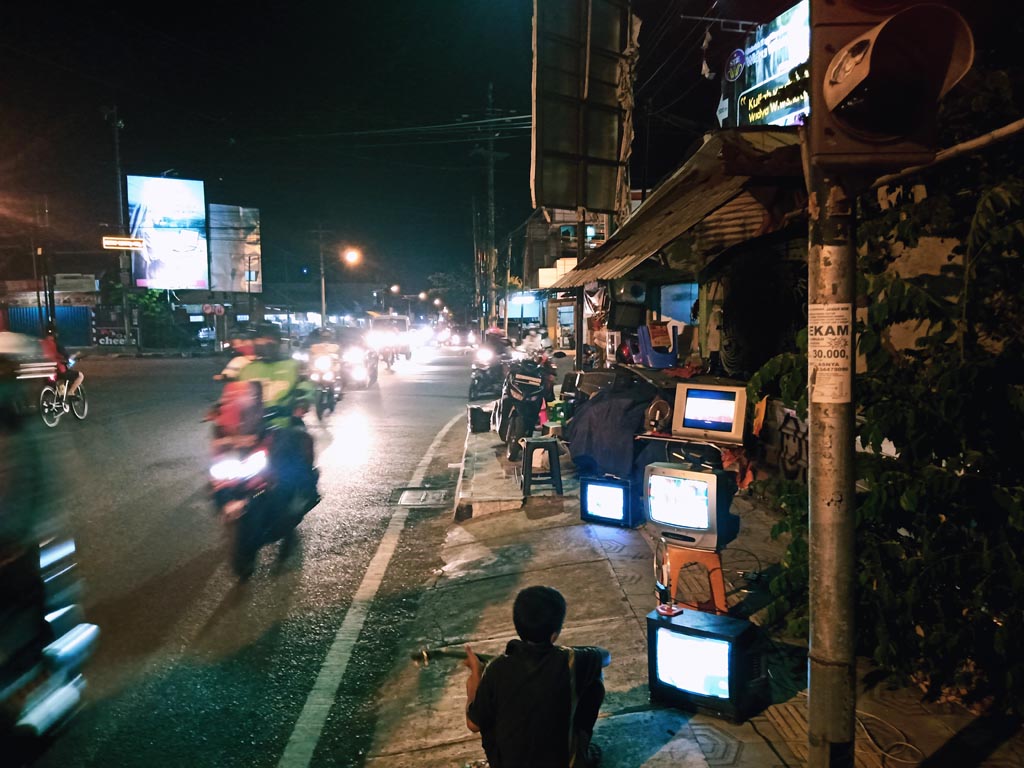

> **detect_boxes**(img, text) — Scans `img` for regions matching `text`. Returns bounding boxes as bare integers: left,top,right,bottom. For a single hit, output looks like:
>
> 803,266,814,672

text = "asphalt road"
31,347,474,768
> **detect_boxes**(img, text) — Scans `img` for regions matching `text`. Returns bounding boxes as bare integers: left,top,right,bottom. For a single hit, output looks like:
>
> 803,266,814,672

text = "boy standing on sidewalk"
464,585,611,768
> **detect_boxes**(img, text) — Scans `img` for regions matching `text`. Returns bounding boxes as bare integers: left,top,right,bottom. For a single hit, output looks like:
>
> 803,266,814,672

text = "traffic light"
809,1,975,169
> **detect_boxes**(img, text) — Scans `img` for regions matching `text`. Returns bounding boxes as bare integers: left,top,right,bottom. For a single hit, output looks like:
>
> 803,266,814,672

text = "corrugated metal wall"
7,306,93,346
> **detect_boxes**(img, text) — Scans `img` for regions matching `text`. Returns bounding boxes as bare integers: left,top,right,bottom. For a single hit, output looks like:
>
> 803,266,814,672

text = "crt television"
647,608,768,722
644,462,737,552
671,380,748,446
607,301,646,330
579,475,641,528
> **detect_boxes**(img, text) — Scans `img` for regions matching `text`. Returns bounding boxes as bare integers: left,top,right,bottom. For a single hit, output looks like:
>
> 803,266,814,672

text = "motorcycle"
494,351,559,462
38,355,88,428
468,345,511,401
307,353,343,421
208,381,319,579
0,532,99,763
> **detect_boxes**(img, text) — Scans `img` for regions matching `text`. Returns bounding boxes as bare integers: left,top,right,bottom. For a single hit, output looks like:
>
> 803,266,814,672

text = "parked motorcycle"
0,532,99,763
494,352,560,462
307,353,343,421
38,355,87,428
208,382,319,579
468,345,512,401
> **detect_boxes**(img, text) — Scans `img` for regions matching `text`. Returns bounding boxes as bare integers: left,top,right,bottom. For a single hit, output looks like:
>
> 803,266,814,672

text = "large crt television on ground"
579,475,641,528
647,608,768,722
671,380,748,446
644,462,737,551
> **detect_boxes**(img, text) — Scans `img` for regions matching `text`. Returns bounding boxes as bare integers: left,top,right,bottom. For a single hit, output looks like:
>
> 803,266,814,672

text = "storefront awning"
550,128,802,289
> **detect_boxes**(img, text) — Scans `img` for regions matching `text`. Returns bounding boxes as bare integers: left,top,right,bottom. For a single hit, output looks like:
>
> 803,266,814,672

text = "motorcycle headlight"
314,355,333,372
322,371,334,381
475,348,495,364
343,347,365,365
210,450,268,481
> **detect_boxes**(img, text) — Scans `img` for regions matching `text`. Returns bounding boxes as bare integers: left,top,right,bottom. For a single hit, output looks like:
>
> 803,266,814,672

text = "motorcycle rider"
217,324,319,514
0,342,51,732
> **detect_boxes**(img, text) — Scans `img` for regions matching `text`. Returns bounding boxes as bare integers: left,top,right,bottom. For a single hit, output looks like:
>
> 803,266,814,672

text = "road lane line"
278,412,463,768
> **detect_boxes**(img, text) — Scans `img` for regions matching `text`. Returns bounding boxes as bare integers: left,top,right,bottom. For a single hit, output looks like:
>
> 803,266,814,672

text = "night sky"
2,0,1000,293
0,1,536,290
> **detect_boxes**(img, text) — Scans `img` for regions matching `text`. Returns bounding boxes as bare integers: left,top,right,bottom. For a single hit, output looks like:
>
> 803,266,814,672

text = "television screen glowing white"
655,627,730,699
644,463,734,551
647,608,768,722
580,475,639,528
127,175,209,290
671,381,748,446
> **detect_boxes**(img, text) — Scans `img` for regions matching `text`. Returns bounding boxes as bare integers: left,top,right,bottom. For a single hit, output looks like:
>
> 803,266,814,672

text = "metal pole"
807,166,857,768
110,107,134,350
503,236,511,337
318,226,326,328
486,83,498,327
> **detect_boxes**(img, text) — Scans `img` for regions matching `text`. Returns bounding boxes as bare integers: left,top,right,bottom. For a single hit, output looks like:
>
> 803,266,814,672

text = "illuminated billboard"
720,0,809,128
127,175,209,289
209,204,262,293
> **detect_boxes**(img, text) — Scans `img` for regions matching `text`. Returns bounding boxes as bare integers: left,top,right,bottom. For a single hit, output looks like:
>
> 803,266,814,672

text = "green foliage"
427,270,475,321
747,59,1024,712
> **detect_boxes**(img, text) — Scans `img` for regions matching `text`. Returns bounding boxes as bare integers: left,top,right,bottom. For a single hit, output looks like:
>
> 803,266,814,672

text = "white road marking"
277,412,463,768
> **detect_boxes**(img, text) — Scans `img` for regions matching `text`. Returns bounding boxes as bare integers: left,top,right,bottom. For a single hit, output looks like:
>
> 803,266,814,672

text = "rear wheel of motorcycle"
70,385,88,420
506,413,524,462
39,386,61,428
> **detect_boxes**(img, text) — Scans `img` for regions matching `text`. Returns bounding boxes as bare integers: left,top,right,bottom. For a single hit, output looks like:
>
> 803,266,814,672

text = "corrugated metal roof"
551,128,801,289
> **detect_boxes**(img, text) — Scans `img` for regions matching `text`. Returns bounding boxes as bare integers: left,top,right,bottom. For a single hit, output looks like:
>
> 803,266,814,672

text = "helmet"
251,323,283,360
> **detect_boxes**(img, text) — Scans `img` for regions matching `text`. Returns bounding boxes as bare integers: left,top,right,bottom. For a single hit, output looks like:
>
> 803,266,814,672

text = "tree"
427,270,475,322
748,28,1024,713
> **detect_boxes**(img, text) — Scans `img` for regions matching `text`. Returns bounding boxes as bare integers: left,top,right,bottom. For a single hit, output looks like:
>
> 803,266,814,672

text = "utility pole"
486,82,498,328
316,224,327,328
806,165,857,768
106,107,134,349
471,196,482,331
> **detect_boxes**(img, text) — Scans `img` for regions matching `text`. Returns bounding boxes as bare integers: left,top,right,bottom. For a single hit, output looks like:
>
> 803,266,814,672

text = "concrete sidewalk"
367,425,1024,767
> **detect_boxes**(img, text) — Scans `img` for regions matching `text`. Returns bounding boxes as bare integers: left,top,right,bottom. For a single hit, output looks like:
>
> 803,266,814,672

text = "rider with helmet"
218,324,319,513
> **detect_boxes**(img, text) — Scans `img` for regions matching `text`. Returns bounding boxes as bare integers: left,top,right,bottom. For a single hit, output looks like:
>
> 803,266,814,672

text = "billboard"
531,0,634,215
209,204,262,293
127,175,209,289
721,0,810,128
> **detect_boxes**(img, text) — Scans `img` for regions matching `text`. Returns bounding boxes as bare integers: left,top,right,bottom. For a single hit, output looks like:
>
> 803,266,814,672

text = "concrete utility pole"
806,166,857,768
486,82,498,327
108,106,134,349
316,224,327,328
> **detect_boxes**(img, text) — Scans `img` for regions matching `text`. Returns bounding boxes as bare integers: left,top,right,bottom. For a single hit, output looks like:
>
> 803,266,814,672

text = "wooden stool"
521,437,563,496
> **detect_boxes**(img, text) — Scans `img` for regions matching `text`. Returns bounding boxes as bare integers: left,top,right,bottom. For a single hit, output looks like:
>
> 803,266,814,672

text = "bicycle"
39,360,88,427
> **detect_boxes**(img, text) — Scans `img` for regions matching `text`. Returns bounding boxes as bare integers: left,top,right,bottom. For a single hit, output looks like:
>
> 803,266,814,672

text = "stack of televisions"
578,379,770,722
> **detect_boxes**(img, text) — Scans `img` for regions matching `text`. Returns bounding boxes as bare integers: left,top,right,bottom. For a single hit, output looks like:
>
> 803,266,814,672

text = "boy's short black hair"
513,586,567,643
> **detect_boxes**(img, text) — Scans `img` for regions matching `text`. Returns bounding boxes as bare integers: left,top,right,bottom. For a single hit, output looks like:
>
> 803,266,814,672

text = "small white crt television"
671,381,748,446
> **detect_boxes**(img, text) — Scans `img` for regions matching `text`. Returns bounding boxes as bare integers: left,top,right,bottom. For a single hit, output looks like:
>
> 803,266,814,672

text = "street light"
320,243,362,328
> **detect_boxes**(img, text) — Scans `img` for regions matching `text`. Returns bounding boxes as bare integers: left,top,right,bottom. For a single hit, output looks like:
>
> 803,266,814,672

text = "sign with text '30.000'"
808,303,852,404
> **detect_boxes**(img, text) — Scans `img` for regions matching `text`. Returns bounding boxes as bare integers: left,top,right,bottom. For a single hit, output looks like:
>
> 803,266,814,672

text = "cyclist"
40,325,84,398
